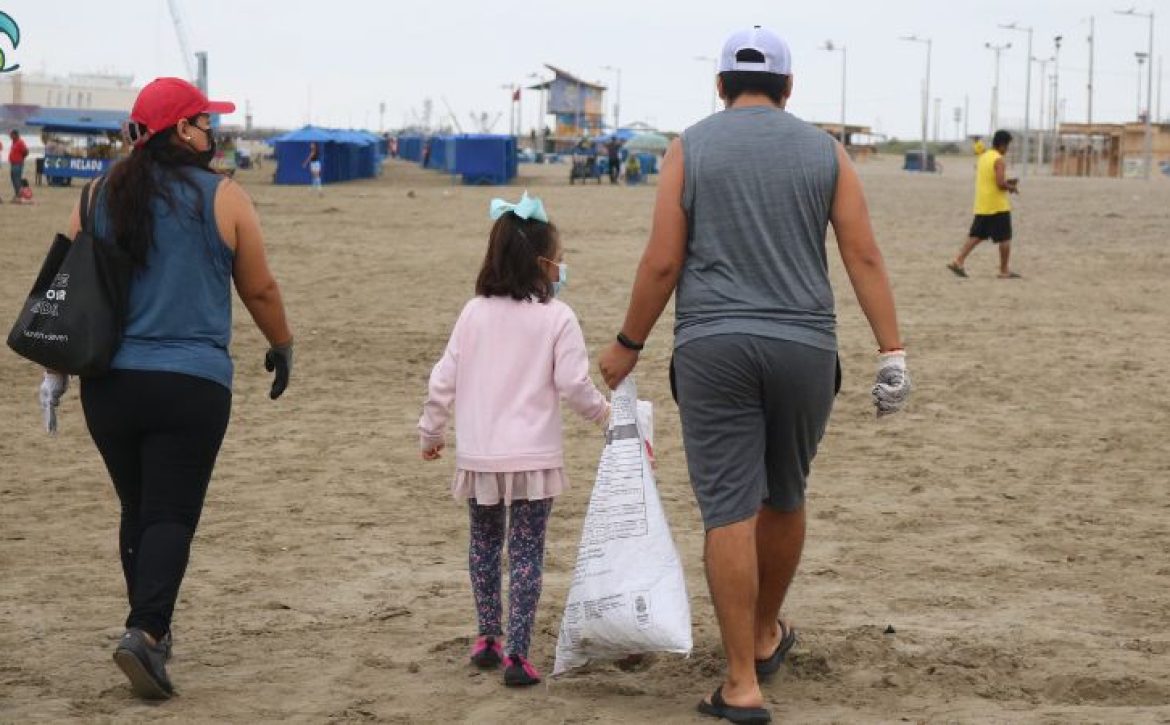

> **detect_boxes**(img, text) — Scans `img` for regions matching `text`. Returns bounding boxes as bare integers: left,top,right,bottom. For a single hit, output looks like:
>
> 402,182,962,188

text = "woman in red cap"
48,77,294,699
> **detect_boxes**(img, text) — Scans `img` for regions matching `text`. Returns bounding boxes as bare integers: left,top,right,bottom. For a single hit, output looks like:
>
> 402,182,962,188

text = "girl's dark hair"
475,212,558,303
103,115,212,266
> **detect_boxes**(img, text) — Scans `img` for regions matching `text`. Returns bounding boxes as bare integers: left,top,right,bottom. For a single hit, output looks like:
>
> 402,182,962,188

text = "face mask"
551,262,568,297
193,124,216,167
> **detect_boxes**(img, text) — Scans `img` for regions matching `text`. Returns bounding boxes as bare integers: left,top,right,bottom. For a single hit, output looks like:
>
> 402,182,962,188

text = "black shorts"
969,212,1012,242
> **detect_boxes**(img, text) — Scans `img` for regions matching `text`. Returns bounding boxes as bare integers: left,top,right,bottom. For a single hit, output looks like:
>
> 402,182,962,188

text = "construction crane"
468,111,502,133
166,0,196,81
440,96,465,133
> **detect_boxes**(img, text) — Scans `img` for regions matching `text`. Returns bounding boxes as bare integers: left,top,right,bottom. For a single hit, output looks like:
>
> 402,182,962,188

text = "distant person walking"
9,129,29,200
598,26,910,724
948,130,1020,279
43,77,294,700
606,138,622,184
303,141,323,195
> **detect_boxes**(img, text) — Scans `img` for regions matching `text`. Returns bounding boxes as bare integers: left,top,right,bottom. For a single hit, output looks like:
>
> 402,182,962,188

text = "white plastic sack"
553,376,692,675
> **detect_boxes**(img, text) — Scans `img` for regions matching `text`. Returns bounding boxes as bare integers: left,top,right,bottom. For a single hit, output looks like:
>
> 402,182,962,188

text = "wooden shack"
1054,122,1170,178
814,122,880,161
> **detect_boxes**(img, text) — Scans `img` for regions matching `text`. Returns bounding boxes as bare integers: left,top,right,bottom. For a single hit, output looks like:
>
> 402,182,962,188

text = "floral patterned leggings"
467,498,553,658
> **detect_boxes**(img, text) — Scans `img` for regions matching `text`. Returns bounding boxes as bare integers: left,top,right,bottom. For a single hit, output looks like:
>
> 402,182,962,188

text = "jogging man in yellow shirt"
948,130,1020,278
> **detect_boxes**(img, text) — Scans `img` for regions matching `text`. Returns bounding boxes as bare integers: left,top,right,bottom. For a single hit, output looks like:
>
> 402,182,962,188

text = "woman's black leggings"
81,370,231,640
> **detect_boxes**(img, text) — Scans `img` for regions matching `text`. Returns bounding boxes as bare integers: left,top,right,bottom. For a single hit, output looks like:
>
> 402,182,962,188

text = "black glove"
264,342,293,400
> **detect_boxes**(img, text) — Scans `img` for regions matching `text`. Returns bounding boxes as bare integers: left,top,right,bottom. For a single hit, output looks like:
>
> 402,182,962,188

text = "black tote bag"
7,180,134,376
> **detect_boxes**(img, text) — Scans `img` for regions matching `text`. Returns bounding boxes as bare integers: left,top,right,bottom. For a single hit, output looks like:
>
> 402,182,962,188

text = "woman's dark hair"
475,212,559,303
992,129,1013,148
718,48,788,104
103,115,211,266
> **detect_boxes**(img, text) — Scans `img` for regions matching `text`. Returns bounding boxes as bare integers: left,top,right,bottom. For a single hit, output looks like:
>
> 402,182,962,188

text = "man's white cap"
718,26,792,75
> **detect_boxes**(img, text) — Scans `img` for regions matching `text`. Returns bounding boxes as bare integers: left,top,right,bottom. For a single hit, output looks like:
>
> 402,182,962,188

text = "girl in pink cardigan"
418,193,608,687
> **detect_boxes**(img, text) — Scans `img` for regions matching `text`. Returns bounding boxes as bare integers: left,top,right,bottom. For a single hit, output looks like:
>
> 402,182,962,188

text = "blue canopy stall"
271,126,342,185
334,130,378,180
357,131,388,176
451,134,517,185
27,108,128,187
397,135,424,162
272,127,386,184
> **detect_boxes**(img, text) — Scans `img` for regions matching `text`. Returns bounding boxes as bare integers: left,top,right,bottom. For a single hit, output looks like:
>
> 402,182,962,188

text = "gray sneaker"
113,629,174,699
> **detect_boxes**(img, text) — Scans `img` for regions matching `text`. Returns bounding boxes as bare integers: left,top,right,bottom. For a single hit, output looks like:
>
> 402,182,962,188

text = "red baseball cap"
131,77,236,137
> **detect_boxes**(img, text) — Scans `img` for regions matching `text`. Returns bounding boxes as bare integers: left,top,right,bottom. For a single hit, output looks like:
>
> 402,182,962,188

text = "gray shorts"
672,335,837,530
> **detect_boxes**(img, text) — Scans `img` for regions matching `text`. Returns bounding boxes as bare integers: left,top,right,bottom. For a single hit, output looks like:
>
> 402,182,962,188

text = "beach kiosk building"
528,65,607,152
26,108,128,186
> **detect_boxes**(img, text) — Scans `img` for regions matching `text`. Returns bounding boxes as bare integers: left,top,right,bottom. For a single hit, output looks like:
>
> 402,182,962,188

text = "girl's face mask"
540,255,568,297
551,262,568,297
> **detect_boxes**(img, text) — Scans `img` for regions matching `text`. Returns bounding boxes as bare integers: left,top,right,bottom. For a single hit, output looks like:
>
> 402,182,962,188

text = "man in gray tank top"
599,26,911,723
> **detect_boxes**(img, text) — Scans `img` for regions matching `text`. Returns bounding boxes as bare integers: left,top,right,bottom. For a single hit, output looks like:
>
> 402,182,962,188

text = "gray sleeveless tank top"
676,106,839,351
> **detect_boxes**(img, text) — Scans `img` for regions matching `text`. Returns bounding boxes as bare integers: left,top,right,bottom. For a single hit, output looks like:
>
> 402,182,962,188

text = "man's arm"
830,142,902,352
617,138,687,343
995,157,1019,192
597,137,688,388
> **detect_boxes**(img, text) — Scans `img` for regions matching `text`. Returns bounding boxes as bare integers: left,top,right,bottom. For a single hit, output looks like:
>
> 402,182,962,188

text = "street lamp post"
986,41,1011,135
1000,22,1034,176
1086,17,1096,125
575,78,582,137
900,34,932,171
1116,7,1155,179
1135,52,1149,119
822,41,847,144
499,84,516,136
527,72,547,154
602,65,622,133
1032,56,1052,166
1053,35,1063,156
694,55,718,115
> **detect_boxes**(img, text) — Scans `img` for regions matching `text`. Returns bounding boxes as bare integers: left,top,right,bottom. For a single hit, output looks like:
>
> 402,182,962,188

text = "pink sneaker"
470,635,503,669
503,654,541,687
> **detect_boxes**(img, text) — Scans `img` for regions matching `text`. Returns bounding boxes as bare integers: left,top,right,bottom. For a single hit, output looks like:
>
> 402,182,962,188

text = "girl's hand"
421,442,445,461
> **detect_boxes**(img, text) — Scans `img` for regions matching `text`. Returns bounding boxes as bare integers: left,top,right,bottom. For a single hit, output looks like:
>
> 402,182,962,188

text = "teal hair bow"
489,191,549,223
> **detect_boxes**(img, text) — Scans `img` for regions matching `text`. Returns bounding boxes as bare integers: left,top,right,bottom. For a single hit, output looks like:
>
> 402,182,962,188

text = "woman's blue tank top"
92,167,234,390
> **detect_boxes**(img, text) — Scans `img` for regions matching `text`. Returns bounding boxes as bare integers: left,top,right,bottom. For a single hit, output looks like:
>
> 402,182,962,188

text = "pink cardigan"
418,296,608,472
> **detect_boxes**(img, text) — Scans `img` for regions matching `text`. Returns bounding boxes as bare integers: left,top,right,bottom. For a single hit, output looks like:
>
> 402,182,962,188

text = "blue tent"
273,126,387,185
594,128,638,144
273,126,340,185
451,134,517,185
398,135,424,162
422,136,454,171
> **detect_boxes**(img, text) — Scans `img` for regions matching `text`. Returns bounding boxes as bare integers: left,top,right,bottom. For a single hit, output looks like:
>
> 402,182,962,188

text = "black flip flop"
697,686,772,724
754,621,797,678
946,262,968,278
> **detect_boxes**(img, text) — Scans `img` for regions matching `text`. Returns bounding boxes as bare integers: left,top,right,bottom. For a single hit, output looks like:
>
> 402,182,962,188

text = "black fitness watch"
616,332,645,352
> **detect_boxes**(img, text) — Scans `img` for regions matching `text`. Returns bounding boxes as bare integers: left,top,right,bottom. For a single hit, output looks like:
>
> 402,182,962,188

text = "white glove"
39,372,69,435
872,352,911,418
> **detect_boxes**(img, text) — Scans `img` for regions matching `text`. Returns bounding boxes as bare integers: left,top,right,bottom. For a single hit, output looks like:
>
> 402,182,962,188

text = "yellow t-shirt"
974,149,1010,215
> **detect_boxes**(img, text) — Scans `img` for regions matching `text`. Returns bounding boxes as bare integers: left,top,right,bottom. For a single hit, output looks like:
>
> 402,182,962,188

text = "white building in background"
0,72,139,110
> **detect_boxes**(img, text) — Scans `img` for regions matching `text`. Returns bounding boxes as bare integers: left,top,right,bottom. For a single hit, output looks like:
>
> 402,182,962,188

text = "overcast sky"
4,0,1166,139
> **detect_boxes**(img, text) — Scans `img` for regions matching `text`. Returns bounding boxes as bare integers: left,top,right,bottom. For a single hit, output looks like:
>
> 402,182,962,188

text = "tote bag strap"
77,177,105,236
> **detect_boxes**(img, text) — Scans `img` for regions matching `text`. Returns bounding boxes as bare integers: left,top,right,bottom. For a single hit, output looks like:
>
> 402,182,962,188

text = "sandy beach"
1,154,1169,723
